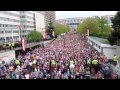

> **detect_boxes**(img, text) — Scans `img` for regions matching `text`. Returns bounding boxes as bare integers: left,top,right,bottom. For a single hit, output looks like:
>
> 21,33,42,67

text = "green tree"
54,23,70,36
77,17,99,36
27,31,42,42
46,19,55,38
77,17,111,38
108,11,120,46
95,16,111,38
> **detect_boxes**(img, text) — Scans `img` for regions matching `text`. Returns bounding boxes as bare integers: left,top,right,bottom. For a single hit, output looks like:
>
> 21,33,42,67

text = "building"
38,11,56,28
87,36,120,59
19,11,35,38
34,12,45,32
56,17,85,30
0,11,45,45
0,11,21,44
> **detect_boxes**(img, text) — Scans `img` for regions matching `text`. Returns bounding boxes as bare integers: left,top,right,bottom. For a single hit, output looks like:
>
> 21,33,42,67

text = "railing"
0,39,54,53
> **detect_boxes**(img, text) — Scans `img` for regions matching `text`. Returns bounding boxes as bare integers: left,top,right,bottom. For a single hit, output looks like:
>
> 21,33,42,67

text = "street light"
17,25,22,55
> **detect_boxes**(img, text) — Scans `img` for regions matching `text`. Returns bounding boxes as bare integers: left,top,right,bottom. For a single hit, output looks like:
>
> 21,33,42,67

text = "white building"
56,17,85,30
0,11,21,44
20,11,35,38
0,11,45,45
34,12,45,32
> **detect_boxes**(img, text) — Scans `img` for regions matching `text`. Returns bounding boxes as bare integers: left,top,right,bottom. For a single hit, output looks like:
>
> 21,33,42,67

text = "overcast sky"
56,11,117,20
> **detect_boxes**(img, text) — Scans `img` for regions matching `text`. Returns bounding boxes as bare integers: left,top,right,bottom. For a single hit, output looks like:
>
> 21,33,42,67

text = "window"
5,24,8,27
99,46,101,49
20,16,25,18
13,31,18,33
5,31,11,33
0,31,4,34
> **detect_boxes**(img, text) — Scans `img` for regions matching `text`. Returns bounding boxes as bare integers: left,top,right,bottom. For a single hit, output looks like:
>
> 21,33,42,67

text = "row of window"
0,24,34,29
20,20,34,24
0,30,19,34
0,17,33,24
0,36,19,42
0,24,19,28
59,19,83,23
20,25,34,28
0,17,20,22
89,40,101,49
20,15,33,20
0,29,33,34
0,11,20,17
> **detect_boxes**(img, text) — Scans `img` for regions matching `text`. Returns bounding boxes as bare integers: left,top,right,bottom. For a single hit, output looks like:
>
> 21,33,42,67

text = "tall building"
0,11,45,45
19,11,35,38
56,17,85,30
38,11,56,28
0,11,21,44
34,12,45,32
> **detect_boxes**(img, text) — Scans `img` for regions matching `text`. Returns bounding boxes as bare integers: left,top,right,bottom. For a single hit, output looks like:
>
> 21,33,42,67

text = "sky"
56,11,117,20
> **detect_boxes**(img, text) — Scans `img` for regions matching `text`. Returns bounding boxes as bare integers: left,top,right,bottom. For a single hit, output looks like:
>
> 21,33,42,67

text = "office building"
34,12,45,32
0,11,45,45
0,11,21,44
38,11,56,28
19,11,34,38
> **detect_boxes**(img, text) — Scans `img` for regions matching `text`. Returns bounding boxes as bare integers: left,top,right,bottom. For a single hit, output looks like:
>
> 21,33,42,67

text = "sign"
21,37,26,51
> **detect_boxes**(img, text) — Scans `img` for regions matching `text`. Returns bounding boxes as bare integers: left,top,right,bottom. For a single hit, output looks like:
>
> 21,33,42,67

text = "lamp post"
17,25,22,55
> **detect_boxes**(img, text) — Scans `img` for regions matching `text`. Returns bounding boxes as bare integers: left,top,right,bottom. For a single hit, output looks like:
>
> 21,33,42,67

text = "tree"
46,19,55,38
77,17,99,36
27,31,42,42
77,17,111,38
54,23,70,36
108,11,120,46
95,16,111,38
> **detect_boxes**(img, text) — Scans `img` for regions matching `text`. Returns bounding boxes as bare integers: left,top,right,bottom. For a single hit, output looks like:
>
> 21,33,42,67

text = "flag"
52,31,55,37
21,37,26,51
42,31,47,39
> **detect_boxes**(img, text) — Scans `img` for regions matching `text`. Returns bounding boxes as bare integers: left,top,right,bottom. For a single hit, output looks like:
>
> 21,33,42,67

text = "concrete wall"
115,46,120,57
87,36,119,59
103,47,116,59
0,50,15,64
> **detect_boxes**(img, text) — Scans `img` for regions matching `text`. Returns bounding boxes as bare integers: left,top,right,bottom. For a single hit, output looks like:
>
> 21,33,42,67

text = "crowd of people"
0,30,119,79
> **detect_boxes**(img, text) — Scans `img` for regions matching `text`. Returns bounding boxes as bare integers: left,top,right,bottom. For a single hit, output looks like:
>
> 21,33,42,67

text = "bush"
27,31,42,42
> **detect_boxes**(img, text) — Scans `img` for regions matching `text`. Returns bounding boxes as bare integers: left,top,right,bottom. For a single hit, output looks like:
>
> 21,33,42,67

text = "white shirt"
17,66,21,71
29,62,32,66
16,75,19,79
25,74,30,79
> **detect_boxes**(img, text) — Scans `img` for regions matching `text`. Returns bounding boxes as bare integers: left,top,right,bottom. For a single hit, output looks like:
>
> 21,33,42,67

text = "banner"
52,31,55,37
21,37,26,51
42,31,47,39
